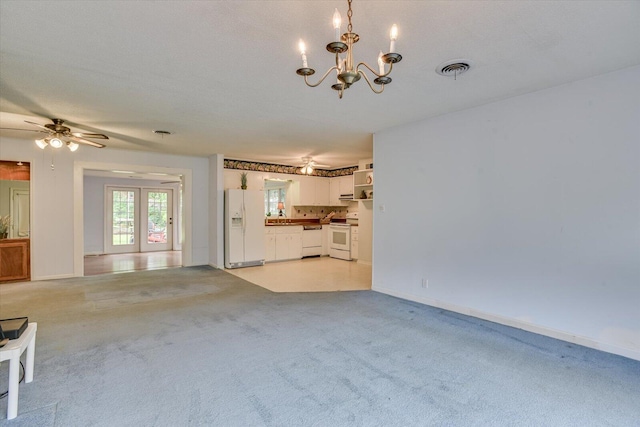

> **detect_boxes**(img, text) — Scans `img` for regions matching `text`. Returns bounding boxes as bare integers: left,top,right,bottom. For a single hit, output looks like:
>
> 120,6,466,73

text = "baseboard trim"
32,273,77,281
373,285,640,362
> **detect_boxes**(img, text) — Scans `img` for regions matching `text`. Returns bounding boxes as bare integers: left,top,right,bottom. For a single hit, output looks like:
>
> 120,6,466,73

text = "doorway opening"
79,166,187,277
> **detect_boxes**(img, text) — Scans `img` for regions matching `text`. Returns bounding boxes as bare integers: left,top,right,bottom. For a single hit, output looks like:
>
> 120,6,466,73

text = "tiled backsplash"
291,206,355,219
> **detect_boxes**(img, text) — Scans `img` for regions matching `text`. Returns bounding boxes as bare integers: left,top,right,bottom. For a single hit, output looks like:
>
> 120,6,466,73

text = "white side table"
0,322,37,420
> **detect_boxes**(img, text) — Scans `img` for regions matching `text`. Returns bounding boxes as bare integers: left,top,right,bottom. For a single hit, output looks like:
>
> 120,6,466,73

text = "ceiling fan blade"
0,127,48,134
24,120,54,132
69,135,105,148
71,132,109,140
309,161,330,168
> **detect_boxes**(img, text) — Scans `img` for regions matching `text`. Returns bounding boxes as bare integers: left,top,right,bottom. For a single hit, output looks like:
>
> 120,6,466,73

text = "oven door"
329,225,351,260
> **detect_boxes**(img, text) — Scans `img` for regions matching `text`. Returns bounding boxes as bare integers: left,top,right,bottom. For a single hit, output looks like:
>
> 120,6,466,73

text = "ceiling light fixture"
35,135,79,151
299,157,329,175
296,0,402,99
49,137,64,148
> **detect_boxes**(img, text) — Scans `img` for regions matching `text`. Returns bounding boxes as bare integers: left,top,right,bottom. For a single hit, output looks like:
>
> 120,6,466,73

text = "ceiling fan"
1,118,108,150
299,157,330,175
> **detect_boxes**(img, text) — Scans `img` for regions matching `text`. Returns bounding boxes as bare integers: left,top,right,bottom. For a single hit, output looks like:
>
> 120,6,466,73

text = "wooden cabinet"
266,226,303,261
0,239,30,283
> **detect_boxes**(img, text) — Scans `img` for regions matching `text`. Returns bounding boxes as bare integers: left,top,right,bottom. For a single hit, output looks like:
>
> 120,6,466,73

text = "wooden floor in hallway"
84,251,182,276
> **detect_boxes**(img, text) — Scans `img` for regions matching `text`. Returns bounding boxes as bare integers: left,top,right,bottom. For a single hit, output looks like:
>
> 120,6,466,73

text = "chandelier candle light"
296,0,402,99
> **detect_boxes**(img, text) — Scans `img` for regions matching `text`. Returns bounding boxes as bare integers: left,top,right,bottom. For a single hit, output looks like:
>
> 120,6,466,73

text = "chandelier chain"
347,0,353,33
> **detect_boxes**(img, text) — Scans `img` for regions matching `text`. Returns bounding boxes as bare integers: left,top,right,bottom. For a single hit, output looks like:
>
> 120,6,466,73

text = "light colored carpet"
0,266,638,426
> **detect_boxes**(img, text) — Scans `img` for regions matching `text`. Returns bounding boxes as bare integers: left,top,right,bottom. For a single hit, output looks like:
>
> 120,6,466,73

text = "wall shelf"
353,169,373,201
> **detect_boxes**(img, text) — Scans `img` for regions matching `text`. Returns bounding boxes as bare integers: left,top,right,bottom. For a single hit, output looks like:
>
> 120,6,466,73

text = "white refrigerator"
224,189,266,268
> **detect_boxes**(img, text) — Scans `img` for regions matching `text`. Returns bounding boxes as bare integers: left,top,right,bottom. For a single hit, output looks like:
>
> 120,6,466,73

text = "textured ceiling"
1,1,639,168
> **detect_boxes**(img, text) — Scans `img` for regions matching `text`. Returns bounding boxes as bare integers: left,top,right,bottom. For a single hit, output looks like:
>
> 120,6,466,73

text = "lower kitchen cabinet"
351,226,359,260
266,226,303,261
264,228,276,262
321,225,330,256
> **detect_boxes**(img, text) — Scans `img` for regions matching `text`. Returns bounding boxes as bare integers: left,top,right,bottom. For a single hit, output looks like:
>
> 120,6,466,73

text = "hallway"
84,251,182,276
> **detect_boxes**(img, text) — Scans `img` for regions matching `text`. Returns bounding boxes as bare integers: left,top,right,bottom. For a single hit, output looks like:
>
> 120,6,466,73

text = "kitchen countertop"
265,221,323,227
265,219,356,227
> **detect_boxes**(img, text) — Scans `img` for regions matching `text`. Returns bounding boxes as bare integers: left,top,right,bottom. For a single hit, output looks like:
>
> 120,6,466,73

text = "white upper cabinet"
330,177,341,205
330,175,354,205
298,176,315,205
295,176,330,206
340,175,353,196
315,179,330,206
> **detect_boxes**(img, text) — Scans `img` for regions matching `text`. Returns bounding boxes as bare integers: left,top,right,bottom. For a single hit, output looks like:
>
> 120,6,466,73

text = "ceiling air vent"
436,59,473,79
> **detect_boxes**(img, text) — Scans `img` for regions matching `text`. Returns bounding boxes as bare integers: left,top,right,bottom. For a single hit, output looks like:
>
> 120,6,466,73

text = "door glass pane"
112,190,135,245
147,192,168,244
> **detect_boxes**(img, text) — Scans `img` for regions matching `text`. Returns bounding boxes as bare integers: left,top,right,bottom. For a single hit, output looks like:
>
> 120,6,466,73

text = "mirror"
0,161,30,239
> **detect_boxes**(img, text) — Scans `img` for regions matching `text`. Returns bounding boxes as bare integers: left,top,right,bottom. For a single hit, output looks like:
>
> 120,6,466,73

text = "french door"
141,189,173,252
106,187,173,254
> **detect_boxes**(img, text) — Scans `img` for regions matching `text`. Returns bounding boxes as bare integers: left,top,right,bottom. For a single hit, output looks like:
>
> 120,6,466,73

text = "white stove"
329,213,358,260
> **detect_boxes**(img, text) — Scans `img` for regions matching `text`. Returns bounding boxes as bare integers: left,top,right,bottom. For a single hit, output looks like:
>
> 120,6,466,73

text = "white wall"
0,137,211,280
209,155,224,268
373,65,640,360
83,176,180,255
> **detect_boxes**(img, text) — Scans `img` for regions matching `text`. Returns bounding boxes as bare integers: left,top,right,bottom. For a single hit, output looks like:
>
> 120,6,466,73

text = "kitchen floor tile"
225,256,371,292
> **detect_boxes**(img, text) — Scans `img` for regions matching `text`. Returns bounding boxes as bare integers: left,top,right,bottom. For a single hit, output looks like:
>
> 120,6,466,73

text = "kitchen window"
265,187,286,216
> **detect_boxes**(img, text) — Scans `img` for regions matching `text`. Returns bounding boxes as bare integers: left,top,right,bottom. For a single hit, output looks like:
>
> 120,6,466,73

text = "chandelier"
296,0,402,99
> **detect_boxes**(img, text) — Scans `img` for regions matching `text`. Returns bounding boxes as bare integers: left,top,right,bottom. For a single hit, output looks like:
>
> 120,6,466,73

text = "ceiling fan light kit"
0,118,109,151
35,137,79,152
296,0,402,99
300,156,329,175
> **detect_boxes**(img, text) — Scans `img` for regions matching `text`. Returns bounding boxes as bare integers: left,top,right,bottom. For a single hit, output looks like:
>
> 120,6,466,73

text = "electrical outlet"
421,278,428,289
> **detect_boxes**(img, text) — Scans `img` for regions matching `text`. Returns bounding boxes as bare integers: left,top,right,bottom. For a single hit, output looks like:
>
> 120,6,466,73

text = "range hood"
339,193,354,200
